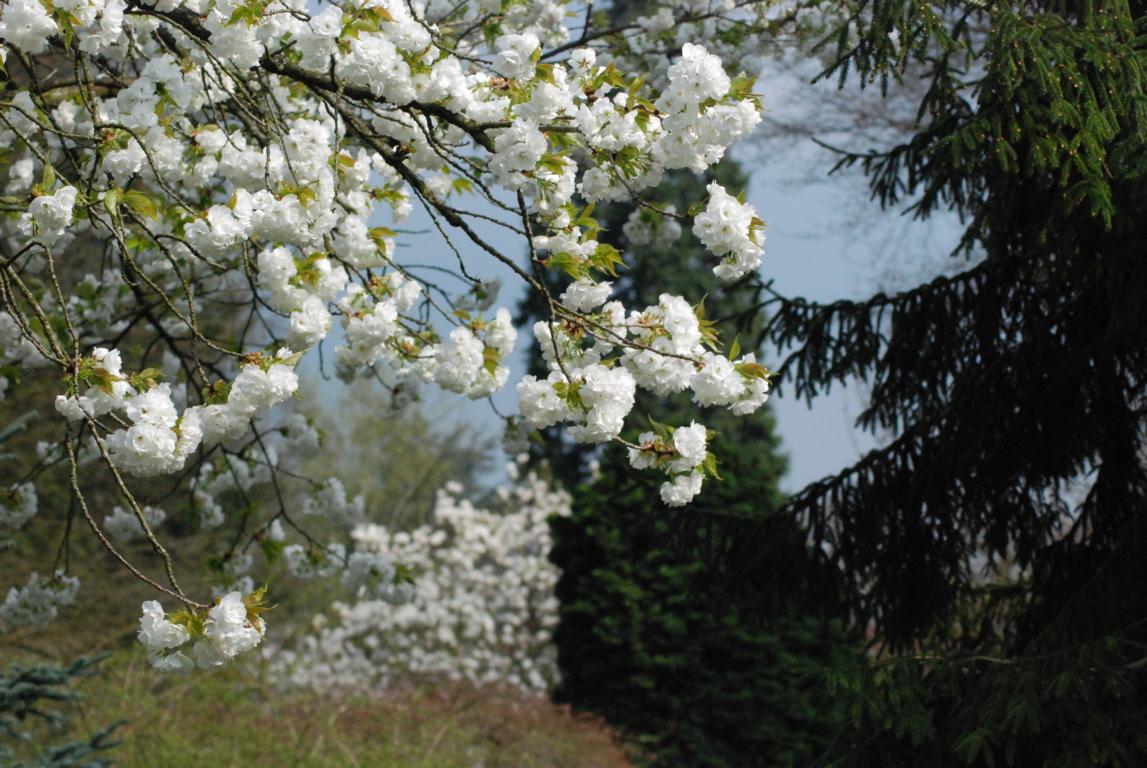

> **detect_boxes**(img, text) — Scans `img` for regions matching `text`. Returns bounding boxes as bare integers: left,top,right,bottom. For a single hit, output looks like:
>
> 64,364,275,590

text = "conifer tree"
0,658,120,767
722,3,1147,764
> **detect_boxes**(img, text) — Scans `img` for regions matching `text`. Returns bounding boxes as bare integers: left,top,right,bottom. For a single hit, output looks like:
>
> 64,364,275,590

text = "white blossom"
0,482,37,530
192,591,265,669
104,504,167,542
1,571,80,627
693,181,765,281
139,600,194,671
0,0,58,55
272,465,570,693
493,32,540,81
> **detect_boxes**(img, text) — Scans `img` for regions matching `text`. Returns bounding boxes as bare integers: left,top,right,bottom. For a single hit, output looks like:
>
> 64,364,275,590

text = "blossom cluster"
1,571,80,628
0,483,37,530
104,504,167,542
55,347,300,477
628,421,714,507
271,461,569,693
137,591,268,672
693,182,766,281
517,293,773,454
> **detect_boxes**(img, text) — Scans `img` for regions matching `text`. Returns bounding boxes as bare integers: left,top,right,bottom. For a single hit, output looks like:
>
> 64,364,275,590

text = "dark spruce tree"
0,657,121,767
519,158,852,768
717,2,1147,765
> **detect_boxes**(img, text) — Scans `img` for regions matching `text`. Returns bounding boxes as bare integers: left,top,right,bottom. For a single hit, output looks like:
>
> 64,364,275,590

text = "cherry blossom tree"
0,0,823,670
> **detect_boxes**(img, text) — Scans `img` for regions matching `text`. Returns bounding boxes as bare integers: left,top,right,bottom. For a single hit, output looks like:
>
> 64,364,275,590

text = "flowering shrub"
0,0,794,668
272,461,570,693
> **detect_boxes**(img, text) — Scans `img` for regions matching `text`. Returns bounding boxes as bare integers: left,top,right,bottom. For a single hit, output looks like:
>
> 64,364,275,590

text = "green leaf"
128,367,163,391
590,242,624,277
271,350,304,369
646,416,672,441
122,190,159,220
702,452,722,480
727,335,742,361
169,608,205,637
735,361,771,380
260,538,284,565
241,584,274,630
483,346,500,377
545,251,588,281
537,154,567,174
103,189,118,217
575,202,596,228
954,728,993,765
535,62,556,85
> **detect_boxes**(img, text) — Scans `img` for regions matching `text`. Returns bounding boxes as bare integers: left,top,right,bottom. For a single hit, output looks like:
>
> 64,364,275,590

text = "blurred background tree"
519,156,853,767
299,379,495,529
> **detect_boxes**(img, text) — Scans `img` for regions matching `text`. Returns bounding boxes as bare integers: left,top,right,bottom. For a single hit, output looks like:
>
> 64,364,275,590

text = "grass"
0,553,635,765
0,557,635,765
14,652,630,767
